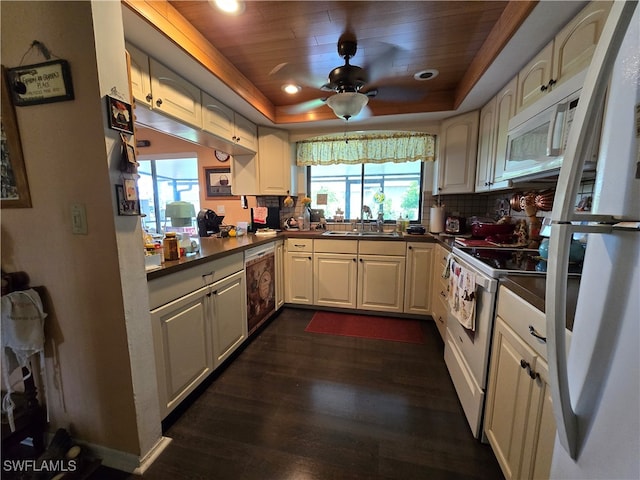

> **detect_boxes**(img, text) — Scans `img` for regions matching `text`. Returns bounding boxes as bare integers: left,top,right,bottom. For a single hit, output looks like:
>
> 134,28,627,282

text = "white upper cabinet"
257,126,293,195
551,1,612,90
201,93,234,140
516,1,612,114
126,42,152,108
149,59,202,128
435,110,479,194
516,41,554,114
233,113,258,153
475,96,497,193
202,94,257,154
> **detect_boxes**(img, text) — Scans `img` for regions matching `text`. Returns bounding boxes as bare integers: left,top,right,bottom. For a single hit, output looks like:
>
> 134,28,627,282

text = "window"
138,157,200,234
308,161,423,222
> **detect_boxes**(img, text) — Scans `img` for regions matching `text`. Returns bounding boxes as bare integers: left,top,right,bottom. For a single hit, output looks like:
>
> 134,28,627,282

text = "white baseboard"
71,435,172,473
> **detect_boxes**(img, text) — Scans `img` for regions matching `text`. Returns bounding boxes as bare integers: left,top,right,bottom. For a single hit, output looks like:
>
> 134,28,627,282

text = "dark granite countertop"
500,275,580,331
147,230,439,280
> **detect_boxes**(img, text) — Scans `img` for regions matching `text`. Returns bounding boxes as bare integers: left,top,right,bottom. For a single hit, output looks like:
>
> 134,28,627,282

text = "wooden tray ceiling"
130,1,537,124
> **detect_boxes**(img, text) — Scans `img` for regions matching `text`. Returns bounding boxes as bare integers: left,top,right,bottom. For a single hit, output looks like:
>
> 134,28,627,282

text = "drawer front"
358,240,405,256
435,245,450,270
286,238,313,252
497,286,548,359
314,239,358,254
148,253,243,309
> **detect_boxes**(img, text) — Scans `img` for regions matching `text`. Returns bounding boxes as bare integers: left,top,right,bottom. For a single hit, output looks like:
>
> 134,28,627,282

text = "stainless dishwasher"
244,243,276,334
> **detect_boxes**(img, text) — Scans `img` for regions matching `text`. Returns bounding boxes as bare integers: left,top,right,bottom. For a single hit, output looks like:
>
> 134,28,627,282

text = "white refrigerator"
546,1,640,479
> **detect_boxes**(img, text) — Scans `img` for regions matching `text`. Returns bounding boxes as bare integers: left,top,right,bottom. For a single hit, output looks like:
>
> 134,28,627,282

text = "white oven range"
443,249,499,440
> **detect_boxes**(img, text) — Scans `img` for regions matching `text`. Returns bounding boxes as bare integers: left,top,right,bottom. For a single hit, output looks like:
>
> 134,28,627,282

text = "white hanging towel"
448,259,477,331
1,289,48,431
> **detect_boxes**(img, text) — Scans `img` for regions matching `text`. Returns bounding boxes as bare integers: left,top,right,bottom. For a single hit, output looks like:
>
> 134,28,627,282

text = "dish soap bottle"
396,215,403,233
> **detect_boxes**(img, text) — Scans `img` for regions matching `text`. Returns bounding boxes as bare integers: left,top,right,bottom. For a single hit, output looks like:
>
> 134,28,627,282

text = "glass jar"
302,207,311,231
163,232,180,261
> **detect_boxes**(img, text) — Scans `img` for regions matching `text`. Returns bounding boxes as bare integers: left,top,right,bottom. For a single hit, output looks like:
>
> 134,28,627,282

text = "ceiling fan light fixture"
414,69,439,81
282,84,301,95
326,92,369,120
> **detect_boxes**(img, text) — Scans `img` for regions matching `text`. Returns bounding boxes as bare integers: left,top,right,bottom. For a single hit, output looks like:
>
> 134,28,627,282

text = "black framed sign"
6,60,74,106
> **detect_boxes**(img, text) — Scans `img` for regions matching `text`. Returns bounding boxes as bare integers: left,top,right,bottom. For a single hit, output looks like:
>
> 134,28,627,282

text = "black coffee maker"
197,209,224,237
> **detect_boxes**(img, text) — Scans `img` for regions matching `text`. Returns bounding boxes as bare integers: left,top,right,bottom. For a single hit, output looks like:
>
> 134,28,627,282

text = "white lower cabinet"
150,286,213,418
284,238,314,305
210,270,247,367
484,287,557,480
404,242,434,314
313,239,357,309
148,254,246,418
430,243,450,339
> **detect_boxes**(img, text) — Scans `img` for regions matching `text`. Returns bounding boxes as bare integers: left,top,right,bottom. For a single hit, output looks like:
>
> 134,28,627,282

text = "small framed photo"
115,184,140,216
106,96,134,134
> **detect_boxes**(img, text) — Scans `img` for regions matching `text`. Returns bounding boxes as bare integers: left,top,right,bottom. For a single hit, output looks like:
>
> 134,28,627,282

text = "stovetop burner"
453,245,582,278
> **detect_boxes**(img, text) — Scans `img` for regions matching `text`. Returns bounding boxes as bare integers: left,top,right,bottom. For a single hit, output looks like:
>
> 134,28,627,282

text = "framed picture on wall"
116,184,140,216
106,96,134,134
204,167,237,198
1,65,32,208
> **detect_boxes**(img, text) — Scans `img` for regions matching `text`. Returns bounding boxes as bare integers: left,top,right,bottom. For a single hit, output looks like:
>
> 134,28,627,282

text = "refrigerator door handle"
546,223,578,458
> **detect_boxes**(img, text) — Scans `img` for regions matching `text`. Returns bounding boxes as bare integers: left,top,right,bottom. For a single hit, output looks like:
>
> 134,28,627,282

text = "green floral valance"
296,132,436,166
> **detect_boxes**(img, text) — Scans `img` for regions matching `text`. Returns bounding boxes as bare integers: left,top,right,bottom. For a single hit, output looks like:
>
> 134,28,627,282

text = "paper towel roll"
429,206,446,233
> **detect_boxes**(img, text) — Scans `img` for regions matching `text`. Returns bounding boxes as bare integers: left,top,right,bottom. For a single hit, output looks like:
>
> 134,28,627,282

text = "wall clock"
215,150,230,162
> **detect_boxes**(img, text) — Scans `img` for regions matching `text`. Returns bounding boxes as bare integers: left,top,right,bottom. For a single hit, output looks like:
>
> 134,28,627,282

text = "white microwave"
503,76,601,180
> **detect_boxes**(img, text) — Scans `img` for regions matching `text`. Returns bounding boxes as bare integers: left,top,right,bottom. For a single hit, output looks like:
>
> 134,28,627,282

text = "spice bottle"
163,232,180,261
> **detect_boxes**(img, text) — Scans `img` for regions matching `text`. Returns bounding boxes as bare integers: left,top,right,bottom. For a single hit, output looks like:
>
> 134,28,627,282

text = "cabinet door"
210,271,247,367
552,1,612,90
314,253,357,308
357,255,406,313
150,286,212,418
475,96,497,192
484,317,537,480
275,240,285,309
258,126,292,195
516,41,554,114
202,92,234,140
233,113,258,153
126,43,152,108
150,59,202,127
404,243,434,314
492,77,517,186
285,252,313,304
435,110,479,194
521,357,556,480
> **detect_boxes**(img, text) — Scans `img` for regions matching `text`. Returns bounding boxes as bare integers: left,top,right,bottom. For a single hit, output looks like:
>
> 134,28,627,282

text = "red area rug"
305,311,426,344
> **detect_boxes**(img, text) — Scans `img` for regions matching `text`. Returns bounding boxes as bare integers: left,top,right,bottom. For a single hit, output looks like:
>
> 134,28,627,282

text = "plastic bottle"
396,215,403,233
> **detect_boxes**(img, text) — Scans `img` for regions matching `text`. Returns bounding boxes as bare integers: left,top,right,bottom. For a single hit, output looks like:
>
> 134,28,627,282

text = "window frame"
306,161,424,223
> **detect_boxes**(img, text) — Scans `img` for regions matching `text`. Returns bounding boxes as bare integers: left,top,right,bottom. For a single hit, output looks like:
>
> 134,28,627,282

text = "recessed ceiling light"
213,0,245,15
414,69,439,81
282,84,301,95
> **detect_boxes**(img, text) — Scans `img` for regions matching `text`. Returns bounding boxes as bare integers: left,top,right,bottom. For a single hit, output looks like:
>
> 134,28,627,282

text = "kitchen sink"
321,231,400,238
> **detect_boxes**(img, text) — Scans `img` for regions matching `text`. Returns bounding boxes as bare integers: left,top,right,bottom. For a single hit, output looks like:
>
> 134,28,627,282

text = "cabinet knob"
146,93,152,102
540,84,548,92
156,98,163,107
408,246,413,250
353,258,357,262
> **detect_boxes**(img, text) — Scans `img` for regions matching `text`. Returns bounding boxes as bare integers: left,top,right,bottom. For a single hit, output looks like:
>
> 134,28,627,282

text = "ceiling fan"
272,33,426,121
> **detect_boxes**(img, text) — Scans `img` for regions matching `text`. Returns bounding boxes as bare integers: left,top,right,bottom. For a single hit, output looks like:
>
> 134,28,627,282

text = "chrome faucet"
376,211,384,232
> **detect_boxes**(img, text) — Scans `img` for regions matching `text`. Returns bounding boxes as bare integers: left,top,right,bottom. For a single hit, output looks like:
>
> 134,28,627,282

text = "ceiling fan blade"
269,62,326,89
365,85,426,102
283,97,327,114
363,43,403,84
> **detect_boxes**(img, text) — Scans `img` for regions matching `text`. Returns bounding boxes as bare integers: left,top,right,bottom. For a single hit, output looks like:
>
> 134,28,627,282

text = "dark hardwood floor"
96,308,503,480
